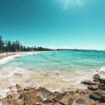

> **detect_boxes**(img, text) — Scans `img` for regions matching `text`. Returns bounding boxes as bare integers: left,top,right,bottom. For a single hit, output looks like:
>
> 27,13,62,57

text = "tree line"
0,36,51,53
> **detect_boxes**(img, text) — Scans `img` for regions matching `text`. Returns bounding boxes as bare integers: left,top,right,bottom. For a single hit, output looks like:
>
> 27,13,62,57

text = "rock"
18,88,43,105
90,92,101,100
59,91,75,105
2,93,24,105
16,84,22,90
24,87,35,91
88,85,98,91
98,84,105,90
75,98,86,104
17,89,24,95
81,80,98,85
72,91,96,105
99,79,105,85
23,89,41,105
2,98,24,105
15,84,24,95
93,74,100,82
52,92,65,102
2,82,105,105
90,91,105,102
36,87,53,103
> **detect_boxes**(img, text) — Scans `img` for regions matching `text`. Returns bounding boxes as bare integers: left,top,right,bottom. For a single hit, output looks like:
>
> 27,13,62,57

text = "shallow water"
0,50,105,91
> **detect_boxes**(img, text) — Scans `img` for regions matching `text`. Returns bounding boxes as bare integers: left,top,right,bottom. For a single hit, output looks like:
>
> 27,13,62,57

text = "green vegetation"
0,36,51,53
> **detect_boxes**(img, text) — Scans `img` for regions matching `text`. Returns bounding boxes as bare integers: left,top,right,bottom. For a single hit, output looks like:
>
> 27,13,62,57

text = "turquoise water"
1,50,105,72
1,50,105,90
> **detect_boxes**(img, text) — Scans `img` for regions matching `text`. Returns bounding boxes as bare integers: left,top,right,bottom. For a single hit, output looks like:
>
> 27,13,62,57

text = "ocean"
0,50,105,91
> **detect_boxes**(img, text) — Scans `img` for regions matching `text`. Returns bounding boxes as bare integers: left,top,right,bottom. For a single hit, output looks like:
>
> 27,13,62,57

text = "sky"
0,0,105,49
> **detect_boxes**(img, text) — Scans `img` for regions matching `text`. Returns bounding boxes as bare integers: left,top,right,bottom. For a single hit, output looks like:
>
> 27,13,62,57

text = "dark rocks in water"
88,85,98,91
81,80,98,85
81,74,105,103
2,73,105,105
98,84,105,90
93,74,100,82
90,91,105,102
0,86,98,105
82,74,105,91
90,92,101,100
99,79,105,85
72,91,96,105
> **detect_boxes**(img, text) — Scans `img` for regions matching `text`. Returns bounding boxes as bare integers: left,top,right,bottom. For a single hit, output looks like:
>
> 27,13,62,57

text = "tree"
6,41,12,52
0,36,52,53
0,36,4,53
13,40,20,52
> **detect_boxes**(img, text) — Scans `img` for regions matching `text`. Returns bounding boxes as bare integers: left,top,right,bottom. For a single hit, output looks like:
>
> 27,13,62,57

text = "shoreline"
0,51,105,93
0,51,42,65
0,51,105,104
0,51,41,60
0,52,19,60
0,74,105,105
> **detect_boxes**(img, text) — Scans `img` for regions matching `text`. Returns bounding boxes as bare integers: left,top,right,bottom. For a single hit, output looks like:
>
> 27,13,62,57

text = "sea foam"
0,52,39,65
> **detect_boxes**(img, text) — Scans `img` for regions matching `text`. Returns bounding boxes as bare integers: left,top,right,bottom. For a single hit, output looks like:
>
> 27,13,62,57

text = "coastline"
0,74,105,105
0,51,105,91
0,52,19,60
0,51,41,60
0,51,41,64
0,51,105,104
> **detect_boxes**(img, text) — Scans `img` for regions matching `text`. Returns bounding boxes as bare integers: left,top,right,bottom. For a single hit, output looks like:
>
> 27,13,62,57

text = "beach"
0,52,19,59
0,51,105,105
0,51,41,59
0,73,105,105
0,51,105,90
0,51,41,89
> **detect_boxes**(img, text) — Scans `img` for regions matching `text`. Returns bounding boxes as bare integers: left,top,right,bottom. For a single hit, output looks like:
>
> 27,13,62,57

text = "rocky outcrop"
1,73,105,105
90,90,105,102
81,80,98,85
82,73,105,103
88,85,98,91
93,74,100,82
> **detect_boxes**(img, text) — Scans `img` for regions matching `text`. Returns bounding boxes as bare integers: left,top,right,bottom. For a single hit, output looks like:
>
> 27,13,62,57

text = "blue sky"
0,0,105,49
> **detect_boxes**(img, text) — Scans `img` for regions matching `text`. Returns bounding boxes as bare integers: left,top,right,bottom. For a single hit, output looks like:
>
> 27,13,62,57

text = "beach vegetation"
0,36,51,53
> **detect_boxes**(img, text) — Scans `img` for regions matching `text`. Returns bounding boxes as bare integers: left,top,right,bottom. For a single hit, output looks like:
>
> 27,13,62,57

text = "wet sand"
0,51,40,60
0,51,103,92
0,52,105,105
0,51,41,89
0,52,19,59
0,68,97,92
1,73,105,105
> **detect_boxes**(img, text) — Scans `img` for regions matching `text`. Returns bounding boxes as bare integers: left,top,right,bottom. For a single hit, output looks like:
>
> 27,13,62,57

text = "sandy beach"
0,51,105,105
0,52,19,59
0,73,105,105
0,51,41,60
0,51,44,89
0,51,105,91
